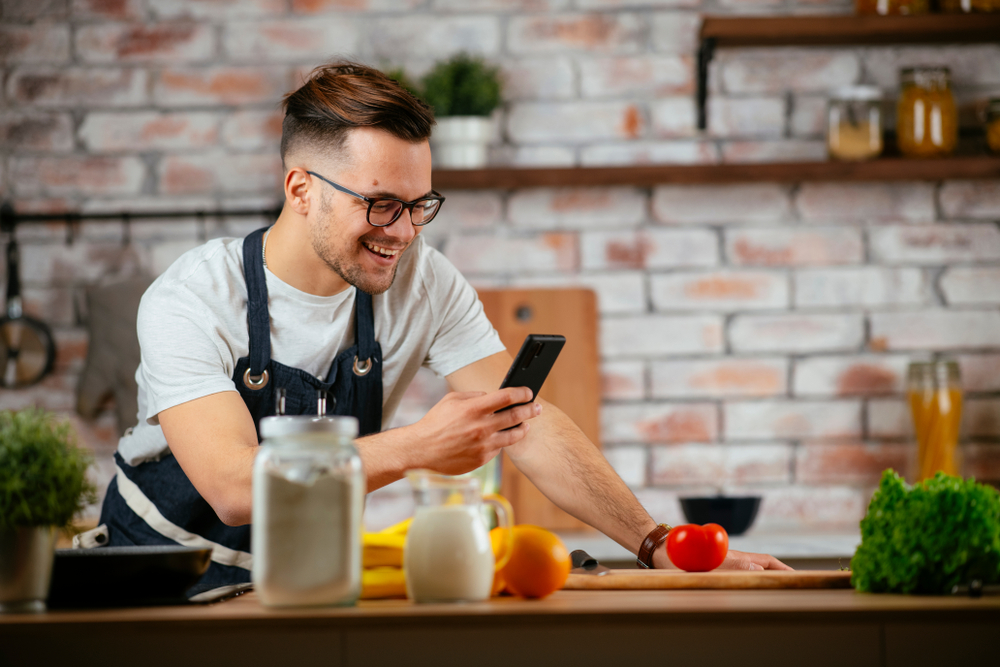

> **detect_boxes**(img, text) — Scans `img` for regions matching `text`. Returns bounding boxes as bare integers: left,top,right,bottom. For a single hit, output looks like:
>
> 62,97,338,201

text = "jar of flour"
252,415,364,607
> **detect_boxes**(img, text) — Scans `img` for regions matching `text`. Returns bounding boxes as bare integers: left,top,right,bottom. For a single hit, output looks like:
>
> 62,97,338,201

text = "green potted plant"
0,409,95,612
420,53,504,169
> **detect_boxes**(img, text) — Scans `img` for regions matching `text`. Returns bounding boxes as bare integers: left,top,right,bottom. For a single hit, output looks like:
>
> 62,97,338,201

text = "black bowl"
679,496,761,536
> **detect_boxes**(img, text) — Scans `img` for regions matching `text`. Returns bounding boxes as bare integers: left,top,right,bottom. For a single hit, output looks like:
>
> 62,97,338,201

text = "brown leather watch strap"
636,523,672,569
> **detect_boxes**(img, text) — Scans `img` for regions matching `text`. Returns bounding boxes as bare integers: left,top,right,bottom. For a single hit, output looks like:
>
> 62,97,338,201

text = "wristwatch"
636,523,672,569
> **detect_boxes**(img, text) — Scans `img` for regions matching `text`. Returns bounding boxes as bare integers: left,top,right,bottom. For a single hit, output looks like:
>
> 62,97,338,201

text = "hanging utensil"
0,219,56,388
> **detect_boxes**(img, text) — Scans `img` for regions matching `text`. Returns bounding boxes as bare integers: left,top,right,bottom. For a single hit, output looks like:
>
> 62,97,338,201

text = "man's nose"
387,208,418,241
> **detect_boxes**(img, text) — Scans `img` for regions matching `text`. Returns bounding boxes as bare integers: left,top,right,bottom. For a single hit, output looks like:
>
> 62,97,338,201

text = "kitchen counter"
2,587,996,667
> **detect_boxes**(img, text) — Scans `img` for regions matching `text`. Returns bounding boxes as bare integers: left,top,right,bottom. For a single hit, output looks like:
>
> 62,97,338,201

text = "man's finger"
495,401,541,430
481,386,534,412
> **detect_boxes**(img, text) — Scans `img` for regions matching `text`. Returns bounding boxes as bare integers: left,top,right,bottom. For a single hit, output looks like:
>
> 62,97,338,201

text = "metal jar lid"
259,415,359,440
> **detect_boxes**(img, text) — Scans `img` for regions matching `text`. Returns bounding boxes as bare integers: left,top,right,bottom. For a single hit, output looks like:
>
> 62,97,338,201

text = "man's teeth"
364,242,399,258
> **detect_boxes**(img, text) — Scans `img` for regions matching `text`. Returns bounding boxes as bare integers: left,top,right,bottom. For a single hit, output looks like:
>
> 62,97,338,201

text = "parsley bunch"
851,470,1000,594
0,409,96,530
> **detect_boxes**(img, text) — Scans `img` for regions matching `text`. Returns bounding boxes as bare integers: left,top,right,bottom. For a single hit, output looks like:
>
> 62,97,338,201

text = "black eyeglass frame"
306,171,445,227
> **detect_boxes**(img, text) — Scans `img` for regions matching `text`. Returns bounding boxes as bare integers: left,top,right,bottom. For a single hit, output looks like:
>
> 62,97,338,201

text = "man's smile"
362,240,404,261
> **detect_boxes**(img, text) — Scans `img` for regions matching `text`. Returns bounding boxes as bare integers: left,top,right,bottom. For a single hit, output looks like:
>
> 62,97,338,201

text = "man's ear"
285,167,312,216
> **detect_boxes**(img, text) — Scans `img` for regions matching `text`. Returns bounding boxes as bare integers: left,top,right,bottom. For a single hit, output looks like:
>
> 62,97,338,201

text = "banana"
361,566,407,599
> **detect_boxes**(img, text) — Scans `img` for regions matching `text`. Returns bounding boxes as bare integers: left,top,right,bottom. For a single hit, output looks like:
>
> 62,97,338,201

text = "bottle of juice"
907,361,963,482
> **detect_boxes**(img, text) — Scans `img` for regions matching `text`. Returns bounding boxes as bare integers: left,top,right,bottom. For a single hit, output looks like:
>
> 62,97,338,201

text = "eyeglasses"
307,171,445,227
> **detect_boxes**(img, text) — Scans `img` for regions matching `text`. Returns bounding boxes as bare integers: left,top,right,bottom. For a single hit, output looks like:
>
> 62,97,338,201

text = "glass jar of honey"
907,361,963,483
827,86,883,161
855,0,928,13
986,98,1000,154
897,67,958,158
939,0,997,12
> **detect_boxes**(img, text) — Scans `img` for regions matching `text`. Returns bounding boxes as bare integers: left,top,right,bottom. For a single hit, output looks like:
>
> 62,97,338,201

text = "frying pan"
0,223,56,388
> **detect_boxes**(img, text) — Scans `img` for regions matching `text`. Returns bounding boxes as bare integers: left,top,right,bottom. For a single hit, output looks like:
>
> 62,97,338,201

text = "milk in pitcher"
404,504,495,602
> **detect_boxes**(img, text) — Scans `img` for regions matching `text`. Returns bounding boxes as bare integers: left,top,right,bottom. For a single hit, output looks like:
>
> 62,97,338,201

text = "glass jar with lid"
986,98,1000,154
827,86,884,161
897,66,958,158
939,0,997,12
252,415,365,607
907,361,963,482
854,0,928,14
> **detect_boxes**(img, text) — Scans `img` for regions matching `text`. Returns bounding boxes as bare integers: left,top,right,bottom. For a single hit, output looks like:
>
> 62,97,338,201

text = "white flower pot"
430,116,496,169
0,526,57,613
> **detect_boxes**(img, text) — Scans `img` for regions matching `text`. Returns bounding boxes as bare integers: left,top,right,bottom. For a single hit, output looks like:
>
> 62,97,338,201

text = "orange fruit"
495,525,571,599
489,527,510,596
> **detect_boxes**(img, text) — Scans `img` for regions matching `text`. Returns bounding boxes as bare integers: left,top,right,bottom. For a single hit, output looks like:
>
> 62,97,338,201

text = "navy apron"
99,226,383,593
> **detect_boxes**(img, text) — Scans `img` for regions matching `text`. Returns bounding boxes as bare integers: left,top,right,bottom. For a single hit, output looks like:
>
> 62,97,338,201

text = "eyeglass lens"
369,198,441,227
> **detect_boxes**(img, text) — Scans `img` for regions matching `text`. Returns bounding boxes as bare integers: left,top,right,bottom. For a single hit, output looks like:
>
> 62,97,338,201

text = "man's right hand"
405,387,541,476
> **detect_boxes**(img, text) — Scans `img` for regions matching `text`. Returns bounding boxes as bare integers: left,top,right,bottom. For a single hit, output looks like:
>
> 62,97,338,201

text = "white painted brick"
602,402,719,444
19,241,134,285
794,267,927,308
221,109,283,150
432,191,503,232
430,0,571,12
727,227,864,266
794,355,909,397
443,232,577,276
511,271,646,315
651,443,792,485
160,152,282,195
0,376,77,412
603,445,648,487
650,270,789,312
580,0,697,7
870,224,1000,264
497,145,576,167
0,24,71,64
76,22,215,64
941,267,1000,306
9,67,149,107
579,55,692,98
730,313,865,353
502,57,575,101
862,45,1000,90
581,229,718,271
508,187,645,230
790,95,827,137
369,15,499,60
601,315,724,357
12,156,145,198
0,112,74,151
80,111,220,151
649,11,701,55
966,398,1000,437
652,184,793,225
151,0,285,18
650,97,697,138
508,101,645,143
602,360,646,400
720,48,860,94
747,485,868,531
871,310,1000,351
796,442,910,485
940,181,1000,220
797,183,936,224
868,398,910,440
708,97,785,138
580,141,718,166
153,66,290,107
724,400,863,440
721,140,827,163
224,18,360,62
957,354,1000,392
507,13,644,55
651,357,788,399
634,488,687,527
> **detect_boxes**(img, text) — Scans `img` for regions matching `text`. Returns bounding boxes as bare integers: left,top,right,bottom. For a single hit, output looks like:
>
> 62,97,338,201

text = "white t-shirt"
118,233,505,466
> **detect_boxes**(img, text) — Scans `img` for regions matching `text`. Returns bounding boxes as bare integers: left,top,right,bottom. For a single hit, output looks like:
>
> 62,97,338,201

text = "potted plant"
420,53,504,169
0,409,95,613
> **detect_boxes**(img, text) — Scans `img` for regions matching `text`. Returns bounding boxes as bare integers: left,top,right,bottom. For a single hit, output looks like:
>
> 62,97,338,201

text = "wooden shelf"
701,14,1000,47
433,157,1000,190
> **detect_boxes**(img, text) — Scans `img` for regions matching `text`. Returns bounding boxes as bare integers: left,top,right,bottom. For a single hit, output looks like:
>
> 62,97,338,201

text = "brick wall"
1,0,998,533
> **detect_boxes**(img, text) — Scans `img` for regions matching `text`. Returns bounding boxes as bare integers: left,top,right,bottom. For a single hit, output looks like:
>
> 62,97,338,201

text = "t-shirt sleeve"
420,246,506,378
135,280,239,424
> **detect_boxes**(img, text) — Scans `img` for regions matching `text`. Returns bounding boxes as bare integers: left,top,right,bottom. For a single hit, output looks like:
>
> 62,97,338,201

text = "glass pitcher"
403,469,513,603
907,361,963,482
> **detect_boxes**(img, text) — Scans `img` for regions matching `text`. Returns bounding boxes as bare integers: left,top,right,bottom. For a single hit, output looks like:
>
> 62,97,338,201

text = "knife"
570,549,610,576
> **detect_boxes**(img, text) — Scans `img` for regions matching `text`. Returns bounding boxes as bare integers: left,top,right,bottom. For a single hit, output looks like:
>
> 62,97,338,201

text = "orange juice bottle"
907,361,962,482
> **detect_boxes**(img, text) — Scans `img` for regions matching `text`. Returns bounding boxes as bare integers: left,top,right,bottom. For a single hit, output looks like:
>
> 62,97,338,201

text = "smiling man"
98,61,787,591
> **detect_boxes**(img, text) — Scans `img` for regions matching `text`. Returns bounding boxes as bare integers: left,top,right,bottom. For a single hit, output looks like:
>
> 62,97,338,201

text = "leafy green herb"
0,409,96,530
851,469,1000,595
420,53,503,117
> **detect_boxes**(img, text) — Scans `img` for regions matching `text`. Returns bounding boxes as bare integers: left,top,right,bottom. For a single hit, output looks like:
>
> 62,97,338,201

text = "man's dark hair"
280,60,435,168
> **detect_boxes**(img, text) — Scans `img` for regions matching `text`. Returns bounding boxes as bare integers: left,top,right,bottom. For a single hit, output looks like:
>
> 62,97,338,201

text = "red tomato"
665,523,729,572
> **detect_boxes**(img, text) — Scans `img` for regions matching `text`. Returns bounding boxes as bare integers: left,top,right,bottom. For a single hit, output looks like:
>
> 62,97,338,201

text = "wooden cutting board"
564,569,853,591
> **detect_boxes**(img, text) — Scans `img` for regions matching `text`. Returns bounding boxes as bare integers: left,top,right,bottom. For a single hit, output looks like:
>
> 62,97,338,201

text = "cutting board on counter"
564,569,853,591
478,288,601,532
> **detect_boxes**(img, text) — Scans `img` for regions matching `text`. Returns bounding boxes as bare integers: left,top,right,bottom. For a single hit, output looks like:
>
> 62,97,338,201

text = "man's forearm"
354,426,417,493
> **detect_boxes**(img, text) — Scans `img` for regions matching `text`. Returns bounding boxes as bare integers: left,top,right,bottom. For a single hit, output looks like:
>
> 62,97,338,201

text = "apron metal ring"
353,356,372,377
243,368,269,390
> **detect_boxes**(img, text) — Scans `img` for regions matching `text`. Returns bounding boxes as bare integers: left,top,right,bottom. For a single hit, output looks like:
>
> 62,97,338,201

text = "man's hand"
719,549,793,571
407,387,541,476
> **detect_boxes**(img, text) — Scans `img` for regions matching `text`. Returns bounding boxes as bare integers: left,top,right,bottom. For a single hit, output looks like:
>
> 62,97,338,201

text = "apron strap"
242,227,271,376
353,289,376,374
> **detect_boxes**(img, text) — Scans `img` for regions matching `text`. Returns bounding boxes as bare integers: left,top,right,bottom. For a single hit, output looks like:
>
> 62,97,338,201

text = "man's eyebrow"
363,189,435,200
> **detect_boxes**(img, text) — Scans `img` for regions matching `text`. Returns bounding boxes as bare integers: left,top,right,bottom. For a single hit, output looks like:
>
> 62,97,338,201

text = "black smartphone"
496,334,565,418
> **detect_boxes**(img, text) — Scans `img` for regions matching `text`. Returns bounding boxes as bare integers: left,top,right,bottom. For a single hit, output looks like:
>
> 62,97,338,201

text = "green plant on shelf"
419,53,503,118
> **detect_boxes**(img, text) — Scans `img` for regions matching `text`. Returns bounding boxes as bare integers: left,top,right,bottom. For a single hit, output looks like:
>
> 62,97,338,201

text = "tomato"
665,523,729,572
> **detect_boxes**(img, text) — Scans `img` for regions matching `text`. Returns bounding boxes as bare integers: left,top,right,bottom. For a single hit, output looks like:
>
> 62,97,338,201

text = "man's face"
308,127,433,295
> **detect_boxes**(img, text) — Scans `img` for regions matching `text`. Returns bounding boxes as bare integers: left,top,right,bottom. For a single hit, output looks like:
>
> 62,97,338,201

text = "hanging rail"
0,201,282,231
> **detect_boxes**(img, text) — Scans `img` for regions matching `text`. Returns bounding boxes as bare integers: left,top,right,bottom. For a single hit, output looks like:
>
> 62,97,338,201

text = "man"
99,61,787,589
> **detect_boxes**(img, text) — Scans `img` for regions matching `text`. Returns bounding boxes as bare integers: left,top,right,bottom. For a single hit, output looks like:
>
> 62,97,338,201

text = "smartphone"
496,334,565,418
